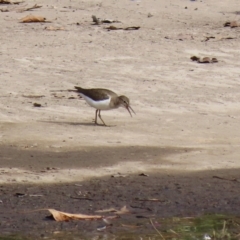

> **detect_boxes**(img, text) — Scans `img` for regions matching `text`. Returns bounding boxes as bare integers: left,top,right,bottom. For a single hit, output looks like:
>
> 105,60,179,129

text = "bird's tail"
74,86,83,92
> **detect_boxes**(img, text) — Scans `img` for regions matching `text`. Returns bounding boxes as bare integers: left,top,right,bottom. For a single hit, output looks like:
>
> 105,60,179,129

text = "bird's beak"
126,105,136,117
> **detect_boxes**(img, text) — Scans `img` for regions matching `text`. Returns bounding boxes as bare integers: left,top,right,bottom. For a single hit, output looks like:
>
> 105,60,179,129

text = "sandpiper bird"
71,86,135,126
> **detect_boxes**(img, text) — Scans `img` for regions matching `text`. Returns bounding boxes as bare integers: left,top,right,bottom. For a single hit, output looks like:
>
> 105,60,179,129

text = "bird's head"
118,95,136,117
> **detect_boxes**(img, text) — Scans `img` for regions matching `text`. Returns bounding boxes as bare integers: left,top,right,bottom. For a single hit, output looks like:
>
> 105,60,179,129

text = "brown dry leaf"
199,57,211,63
33,103,42,107
198,57,218,63
96,205,130,215
92,15,121,25
20,15,47,23
190,56,199,61
190,56,218,64
203,36,215,42
47,209,102,222
230,21,239,28
45,26,65,31
211,58,218,63
224,21,239,28
102,19,121,24
106,25,123,30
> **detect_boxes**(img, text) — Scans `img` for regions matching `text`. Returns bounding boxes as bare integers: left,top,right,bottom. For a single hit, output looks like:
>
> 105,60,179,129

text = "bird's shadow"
39,120,115,127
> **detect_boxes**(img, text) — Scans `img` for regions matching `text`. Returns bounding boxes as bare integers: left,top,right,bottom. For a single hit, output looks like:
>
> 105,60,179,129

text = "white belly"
80,94,112,110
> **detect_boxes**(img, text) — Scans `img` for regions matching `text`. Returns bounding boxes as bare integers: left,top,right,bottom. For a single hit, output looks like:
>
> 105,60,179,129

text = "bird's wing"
74,87,117,101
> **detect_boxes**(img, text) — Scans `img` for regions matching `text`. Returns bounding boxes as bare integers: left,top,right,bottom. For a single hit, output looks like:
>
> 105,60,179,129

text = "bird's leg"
94,109,98,125
98,110,107,126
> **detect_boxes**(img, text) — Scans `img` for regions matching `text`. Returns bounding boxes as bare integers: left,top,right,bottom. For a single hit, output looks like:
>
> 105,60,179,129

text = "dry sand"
0,0,240,183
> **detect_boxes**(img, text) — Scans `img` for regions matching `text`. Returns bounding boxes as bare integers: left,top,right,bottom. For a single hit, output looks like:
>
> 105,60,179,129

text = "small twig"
169,229,180,236
149,218,165,240
213,176,238,182
17,4,42,12
135,198,168,202
92,15,100,25
222,220,226,234
70,196,93,201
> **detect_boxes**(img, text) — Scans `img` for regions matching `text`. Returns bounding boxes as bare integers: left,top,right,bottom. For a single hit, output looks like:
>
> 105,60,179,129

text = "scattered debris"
203,36,215,42
51,93,65,99
190,56,218,63
135,198,168,202
0,0,22,4
97,225,107,231
92,15,101,25
105,26,140,31
92,15,121,25
46,209,102,221
219,36,235,40
17,4,42,12
1,3,41,12
147,13,153,18
136,215,153,219
20,15,49,23
224,21,239,28
111,173,127,178
44,26,65,31
139,173,149,177
14,193,26,197
96,205,131,215
213,176,239,182
178,33,194,40
103,216,116,225
70,196,93,201
33,103,42,107
202,35,235,42
165,34,194,41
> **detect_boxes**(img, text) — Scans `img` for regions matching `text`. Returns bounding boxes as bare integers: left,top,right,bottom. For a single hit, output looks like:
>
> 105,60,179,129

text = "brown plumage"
71,86,135,126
